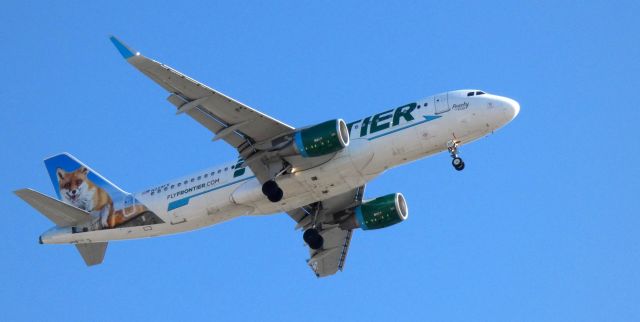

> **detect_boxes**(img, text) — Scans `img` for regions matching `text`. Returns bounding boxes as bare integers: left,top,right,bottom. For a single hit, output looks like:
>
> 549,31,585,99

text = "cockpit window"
467,91,475,97
476,91,485,95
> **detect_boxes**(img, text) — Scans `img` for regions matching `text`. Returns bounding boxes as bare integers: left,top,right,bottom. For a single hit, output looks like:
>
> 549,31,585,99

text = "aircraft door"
434,93,450,114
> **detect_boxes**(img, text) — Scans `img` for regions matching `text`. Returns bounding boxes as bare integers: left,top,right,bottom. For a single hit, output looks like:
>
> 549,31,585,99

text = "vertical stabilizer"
41,152,163,232
44,152,128,202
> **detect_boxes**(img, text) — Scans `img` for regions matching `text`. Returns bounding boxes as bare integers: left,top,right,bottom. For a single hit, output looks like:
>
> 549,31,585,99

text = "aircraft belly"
42,223,169,243
243,151,368,215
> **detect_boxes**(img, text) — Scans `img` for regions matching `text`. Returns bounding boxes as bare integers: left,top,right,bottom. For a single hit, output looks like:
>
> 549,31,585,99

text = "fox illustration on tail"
44,153,130,230
42,153,163,232
17,154,164,266
57,166,113,228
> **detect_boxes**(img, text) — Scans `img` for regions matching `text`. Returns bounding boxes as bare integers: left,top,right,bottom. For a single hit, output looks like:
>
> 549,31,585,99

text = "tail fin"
44,152,128,202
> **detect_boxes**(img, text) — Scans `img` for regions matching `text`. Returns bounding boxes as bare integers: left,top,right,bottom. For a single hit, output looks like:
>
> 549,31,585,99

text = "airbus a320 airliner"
15,37,519,277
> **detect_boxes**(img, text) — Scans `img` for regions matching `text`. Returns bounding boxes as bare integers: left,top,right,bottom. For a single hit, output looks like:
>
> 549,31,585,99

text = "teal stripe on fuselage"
366,115,441,141
167,175,256,211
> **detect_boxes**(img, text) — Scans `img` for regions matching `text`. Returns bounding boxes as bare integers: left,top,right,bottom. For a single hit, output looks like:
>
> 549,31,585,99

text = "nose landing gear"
447,140,465,171
452,157,465,171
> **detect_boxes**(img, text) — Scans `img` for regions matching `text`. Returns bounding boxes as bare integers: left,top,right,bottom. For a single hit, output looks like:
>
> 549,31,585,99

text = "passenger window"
218,170,221,174
197,176,201,180
183,180,188,185
191,178,195,182
164,187,168,191
177,183,182,187
225,167,228,171
171,184,175,189
204,174,208,178
467,92,474,97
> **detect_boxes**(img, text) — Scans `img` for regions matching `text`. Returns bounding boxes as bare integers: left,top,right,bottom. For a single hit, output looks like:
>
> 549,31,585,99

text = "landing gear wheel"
267,188,283,202
452,157,465,171
303,228,324,250
262,180,283,202
262,180,278,195
447,140,465,171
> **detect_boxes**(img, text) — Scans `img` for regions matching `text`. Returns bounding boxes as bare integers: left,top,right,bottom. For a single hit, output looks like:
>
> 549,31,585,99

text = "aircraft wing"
110,36,295,180
287,186,365,277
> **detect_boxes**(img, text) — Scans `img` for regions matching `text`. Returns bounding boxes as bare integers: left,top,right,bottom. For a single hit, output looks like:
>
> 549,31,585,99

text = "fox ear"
80,167,89,175
56,168,66,180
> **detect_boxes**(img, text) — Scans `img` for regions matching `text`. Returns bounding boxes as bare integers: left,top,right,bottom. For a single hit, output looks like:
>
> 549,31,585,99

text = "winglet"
109,36,138,59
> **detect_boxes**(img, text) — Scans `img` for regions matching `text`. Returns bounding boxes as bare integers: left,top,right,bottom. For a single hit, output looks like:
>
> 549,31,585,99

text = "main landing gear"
261,164,292,203
262,180,284,202
447,140,465,171
302,203,324,250
303,228,324,250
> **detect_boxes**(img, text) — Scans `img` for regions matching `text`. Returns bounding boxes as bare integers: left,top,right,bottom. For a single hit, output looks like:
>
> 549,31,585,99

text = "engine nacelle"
292,119,350,158
341,193,408,230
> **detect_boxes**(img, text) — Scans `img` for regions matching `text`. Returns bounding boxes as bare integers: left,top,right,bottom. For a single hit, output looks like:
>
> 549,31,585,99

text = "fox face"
57,167,93,210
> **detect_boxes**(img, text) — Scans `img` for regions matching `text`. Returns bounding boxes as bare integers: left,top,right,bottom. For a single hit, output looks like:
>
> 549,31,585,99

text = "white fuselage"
41,90,520,244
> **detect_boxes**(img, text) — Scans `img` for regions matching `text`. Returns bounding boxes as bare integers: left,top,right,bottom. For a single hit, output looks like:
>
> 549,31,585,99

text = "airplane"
14,36,520,277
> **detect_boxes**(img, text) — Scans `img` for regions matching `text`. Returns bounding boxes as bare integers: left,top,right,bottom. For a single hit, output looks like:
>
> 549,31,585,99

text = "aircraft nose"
500,96,520,121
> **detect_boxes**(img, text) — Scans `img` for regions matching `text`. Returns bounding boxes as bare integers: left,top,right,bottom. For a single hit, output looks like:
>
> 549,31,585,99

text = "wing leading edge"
109,36,294,163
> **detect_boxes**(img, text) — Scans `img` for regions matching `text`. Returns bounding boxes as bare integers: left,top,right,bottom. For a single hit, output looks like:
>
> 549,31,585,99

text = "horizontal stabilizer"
75,242,108,266
14,188,91,227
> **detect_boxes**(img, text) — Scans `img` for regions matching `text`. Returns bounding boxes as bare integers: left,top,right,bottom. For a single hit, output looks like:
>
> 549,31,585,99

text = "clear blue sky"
2,1,638,321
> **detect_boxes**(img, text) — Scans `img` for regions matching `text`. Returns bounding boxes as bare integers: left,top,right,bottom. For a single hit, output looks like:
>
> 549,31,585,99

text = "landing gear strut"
303,203,324,250
447,140,465,171
262,180,283,202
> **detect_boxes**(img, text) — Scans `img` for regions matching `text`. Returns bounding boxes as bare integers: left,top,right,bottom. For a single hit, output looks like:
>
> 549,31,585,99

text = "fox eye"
64,183,71,189
76,180,83,185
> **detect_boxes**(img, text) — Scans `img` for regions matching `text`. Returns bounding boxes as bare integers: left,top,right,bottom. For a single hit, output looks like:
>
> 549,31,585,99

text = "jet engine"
341,193,408,230
290,119,350,158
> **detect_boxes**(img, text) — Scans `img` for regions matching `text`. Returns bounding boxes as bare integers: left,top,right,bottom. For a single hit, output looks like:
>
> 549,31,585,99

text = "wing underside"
129,57,295,147
288,186,364,277
110,36,295,182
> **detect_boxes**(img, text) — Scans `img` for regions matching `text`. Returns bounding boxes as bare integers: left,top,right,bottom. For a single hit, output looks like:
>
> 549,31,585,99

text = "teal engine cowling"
292,119,350,158
341,193,408,230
